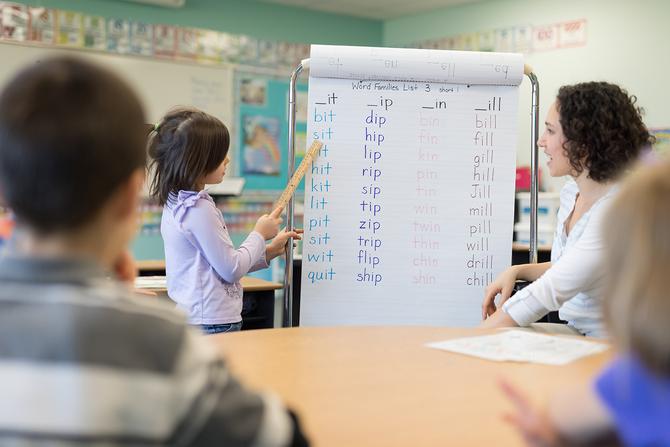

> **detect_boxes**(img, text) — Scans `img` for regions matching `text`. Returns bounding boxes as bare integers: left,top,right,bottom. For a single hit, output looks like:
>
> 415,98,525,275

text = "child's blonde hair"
603,161,670,375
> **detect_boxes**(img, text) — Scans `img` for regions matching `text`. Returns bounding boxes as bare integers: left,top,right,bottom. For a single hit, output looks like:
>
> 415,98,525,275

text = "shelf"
512,242,552,252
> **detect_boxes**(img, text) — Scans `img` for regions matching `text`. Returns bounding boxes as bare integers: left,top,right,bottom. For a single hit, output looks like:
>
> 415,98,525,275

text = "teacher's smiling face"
538,101,573,178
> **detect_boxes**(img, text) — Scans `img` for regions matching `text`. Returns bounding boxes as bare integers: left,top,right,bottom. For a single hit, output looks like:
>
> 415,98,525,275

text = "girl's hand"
266,228,303,261
500,379,562,447
254,207,283,240
482,265,519,320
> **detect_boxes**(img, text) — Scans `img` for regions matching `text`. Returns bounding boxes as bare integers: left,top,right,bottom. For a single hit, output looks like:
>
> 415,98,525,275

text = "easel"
281,56,540,327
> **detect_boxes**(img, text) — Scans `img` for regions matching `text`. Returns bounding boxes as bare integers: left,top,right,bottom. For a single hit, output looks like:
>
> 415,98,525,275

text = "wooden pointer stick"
274,139,323,211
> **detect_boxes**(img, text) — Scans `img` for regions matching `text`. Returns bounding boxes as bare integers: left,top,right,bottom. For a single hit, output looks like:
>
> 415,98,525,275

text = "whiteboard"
300,45,523,327
0,41,233,125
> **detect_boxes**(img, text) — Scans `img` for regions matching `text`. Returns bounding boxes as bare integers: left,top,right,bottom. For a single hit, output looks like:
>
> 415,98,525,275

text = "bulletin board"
236,72,308,191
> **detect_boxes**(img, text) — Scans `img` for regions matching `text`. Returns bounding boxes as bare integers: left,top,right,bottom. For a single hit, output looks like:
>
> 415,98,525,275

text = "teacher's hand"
481,266,519,320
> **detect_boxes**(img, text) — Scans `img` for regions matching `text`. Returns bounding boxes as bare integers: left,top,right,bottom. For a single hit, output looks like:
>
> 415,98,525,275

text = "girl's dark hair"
556,82,654,182
148,108,229,205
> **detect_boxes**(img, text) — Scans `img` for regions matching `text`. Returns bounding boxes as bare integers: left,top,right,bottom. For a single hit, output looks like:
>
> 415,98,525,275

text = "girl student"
501,161,670,447
481,82,653,337
149,108,300,334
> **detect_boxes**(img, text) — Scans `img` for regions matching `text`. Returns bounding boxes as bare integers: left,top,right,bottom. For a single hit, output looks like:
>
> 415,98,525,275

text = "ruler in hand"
274,139,323,211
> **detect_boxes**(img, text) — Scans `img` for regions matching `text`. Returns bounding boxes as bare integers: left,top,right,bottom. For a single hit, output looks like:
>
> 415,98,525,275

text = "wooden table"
135,276,283,329
216,327,613,446
134,275,282,294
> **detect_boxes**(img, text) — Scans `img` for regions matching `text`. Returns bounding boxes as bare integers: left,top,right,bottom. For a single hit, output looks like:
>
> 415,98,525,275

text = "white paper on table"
134,276,166,290
426,330,610,365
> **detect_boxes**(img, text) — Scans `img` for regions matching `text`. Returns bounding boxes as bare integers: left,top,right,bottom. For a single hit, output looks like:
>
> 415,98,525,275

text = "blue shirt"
161,190,268,324
595,355,670,446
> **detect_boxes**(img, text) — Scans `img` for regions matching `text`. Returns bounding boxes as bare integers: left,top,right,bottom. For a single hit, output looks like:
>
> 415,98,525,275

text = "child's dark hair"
148,108,230,205
0,57,146,233
556,82,653,182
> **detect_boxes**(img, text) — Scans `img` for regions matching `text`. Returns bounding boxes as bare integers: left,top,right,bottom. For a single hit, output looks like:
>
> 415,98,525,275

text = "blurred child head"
148,108,230,204
553,82,653,182
0,57,146,257
603,161,670,375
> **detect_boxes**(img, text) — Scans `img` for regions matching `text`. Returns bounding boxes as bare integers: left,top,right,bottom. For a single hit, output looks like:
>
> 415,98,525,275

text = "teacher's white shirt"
503,179,616,337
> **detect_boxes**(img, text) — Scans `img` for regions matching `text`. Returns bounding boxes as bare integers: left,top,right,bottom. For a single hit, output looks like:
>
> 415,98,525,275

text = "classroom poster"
237,35,258,64
453,35,470,50
416,19,588,57
0,2,28,41
236,73,308,190
477,30,496,52
28,7,55,44
461,33,479,51
130,21,153,56
444,36,461,50
107,18,130,53
532,24,559,52
56,11,83,47
430,39,445,50
176,27,198,59
277,42,300,69
153,24,177,58
83,15,106,50
494,28,515,52
513,25,533,53
196,30,222,63
219,33,240,63
257,40,277,66
240,78,267,106
242,115,281,175
558,19,587,48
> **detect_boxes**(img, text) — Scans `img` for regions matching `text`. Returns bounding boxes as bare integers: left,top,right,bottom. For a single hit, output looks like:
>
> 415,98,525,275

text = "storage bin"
516,192,560,225
514,222,555,247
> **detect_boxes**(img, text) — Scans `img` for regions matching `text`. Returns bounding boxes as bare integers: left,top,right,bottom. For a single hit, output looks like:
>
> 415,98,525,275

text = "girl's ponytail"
148,108,229,204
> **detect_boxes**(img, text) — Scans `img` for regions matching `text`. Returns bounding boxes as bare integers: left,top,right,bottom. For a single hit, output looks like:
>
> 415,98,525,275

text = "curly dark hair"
556,82,654,182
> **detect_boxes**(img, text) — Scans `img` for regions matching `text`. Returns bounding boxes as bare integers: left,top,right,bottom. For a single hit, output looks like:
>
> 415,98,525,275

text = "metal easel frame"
281,59,540,327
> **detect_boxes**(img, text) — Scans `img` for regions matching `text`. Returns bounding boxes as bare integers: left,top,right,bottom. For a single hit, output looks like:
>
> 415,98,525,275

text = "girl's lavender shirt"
161,190,268,324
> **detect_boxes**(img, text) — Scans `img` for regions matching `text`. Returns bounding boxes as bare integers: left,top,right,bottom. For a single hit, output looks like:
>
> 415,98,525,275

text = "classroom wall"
6,0,382,262
13,0,666,192
7,0,666,261
384,0,670,191
12,0,383,45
